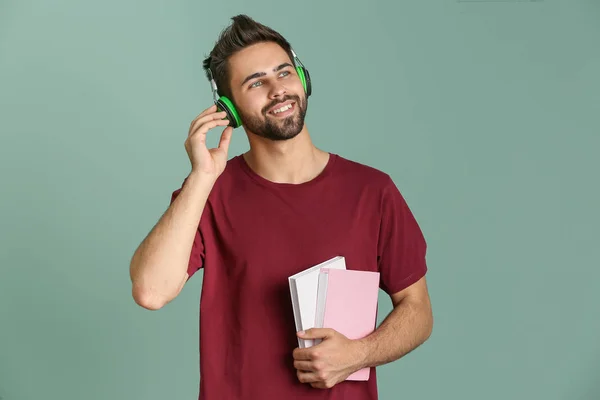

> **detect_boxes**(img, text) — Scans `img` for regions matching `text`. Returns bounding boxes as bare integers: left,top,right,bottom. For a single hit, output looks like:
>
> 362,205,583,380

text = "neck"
243,125,330,184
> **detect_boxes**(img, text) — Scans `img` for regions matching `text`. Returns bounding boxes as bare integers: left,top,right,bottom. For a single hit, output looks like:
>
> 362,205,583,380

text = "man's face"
227,42,308,141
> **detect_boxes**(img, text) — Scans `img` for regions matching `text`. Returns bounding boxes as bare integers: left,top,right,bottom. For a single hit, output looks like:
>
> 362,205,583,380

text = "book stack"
288,256,380,381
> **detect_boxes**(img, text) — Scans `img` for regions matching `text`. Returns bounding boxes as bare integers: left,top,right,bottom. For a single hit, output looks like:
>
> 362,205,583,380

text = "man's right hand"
185,104,234,179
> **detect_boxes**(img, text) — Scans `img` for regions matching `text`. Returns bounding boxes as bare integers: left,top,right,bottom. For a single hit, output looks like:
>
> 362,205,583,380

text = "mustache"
263,95,301,114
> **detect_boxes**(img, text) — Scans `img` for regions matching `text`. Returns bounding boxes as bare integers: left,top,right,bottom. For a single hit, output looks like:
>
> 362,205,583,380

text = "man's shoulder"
333,153,394,189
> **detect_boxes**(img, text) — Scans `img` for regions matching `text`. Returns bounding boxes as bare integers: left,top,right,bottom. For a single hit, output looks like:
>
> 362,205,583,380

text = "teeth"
272,104,292,114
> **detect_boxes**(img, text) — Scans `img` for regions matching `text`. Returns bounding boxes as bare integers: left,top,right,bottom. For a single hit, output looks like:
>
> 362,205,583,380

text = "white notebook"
288,256,347,348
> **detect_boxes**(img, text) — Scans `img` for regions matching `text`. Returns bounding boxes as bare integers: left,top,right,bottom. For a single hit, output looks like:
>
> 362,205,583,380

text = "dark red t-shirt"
170,153,428,400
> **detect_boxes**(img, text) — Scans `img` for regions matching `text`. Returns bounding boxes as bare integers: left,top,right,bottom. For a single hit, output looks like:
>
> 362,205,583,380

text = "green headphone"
208,48,312,128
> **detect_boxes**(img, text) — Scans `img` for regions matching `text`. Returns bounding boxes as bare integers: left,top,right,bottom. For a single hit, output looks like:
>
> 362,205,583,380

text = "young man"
129,14,433,400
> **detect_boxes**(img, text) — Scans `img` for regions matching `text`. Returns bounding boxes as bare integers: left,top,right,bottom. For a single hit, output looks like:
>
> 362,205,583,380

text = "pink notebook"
315,268,380,381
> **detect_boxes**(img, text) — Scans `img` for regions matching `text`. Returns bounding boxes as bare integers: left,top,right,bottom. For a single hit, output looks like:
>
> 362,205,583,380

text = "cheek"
234,96,261,117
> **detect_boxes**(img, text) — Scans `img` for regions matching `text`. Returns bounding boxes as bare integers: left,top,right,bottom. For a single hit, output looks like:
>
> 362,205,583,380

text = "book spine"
313,270,330,346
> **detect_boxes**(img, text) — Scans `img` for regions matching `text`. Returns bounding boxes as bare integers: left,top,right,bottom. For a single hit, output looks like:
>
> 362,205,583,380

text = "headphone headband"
291,48,304,68
208,69,220,103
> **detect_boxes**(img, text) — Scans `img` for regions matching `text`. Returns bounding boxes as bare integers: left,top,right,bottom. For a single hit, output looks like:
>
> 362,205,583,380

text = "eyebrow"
240,63,294,87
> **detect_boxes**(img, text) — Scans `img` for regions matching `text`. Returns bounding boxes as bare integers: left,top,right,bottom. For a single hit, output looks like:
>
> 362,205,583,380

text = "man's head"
202,15,308,141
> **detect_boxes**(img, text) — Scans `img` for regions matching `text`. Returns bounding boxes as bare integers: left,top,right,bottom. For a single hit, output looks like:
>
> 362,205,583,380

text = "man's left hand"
292,328,367,389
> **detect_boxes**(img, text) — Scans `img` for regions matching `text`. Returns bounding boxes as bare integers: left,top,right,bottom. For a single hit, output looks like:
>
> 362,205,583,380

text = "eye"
249,71,291,89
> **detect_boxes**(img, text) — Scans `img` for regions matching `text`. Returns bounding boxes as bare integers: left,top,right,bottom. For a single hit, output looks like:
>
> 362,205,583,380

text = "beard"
238,94,308,141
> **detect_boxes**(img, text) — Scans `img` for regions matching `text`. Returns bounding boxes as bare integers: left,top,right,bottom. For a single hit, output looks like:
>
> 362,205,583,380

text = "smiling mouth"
268,102,296,118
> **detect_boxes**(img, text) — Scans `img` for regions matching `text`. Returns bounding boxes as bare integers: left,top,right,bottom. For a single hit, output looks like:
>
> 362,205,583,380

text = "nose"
269,82,287,99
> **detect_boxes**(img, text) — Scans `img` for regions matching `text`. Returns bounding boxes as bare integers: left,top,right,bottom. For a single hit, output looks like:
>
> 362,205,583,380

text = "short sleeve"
170,183,206,280
377,176,428,295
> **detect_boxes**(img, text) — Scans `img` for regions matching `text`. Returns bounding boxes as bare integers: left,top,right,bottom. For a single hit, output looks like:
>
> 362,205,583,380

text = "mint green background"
1,1,599,399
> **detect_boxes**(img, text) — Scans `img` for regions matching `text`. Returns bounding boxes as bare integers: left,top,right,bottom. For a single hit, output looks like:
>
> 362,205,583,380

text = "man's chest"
203,187,382,282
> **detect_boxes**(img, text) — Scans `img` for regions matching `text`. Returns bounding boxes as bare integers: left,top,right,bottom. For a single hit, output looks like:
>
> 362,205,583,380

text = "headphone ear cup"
216,97,242,128
296,66,311,97
303,68,312,97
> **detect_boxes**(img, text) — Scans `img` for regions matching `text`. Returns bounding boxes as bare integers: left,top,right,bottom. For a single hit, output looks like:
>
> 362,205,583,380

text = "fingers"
297,369,317,383
218,126,233,152
310,381,331,389
292,347,313,361
189,118,230,141
190,104,218,129
196,104,218,119
297,369,327,385
293,360,314,371
298,328,334,340
294,356,335,388
189,111,229,138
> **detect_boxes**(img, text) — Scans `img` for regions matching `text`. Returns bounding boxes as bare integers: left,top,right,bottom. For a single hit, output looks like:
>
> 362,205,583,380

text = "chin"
243,102,307,142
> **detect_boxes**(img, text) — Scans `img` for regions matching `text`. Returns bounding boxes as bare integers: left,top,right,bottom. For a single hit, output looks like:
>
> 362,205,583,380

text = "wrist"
187,170,218,188
353,337,371,370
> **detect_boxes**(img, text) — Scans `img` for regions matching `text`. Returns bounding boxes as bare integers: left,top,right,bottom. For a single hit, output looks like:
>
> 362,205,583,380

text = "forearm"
357,297,433,368
129,171,215,309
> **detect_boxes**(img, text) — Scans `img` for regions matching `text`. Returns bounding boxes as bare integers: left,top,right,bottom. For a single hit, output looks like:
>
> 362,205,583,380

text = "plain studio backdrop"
0,1,598,399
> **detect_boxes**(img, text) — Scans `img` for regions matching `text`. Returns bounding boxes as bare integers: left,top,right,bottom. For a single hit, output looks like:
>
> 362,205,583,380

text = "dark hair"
202,14,295,101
